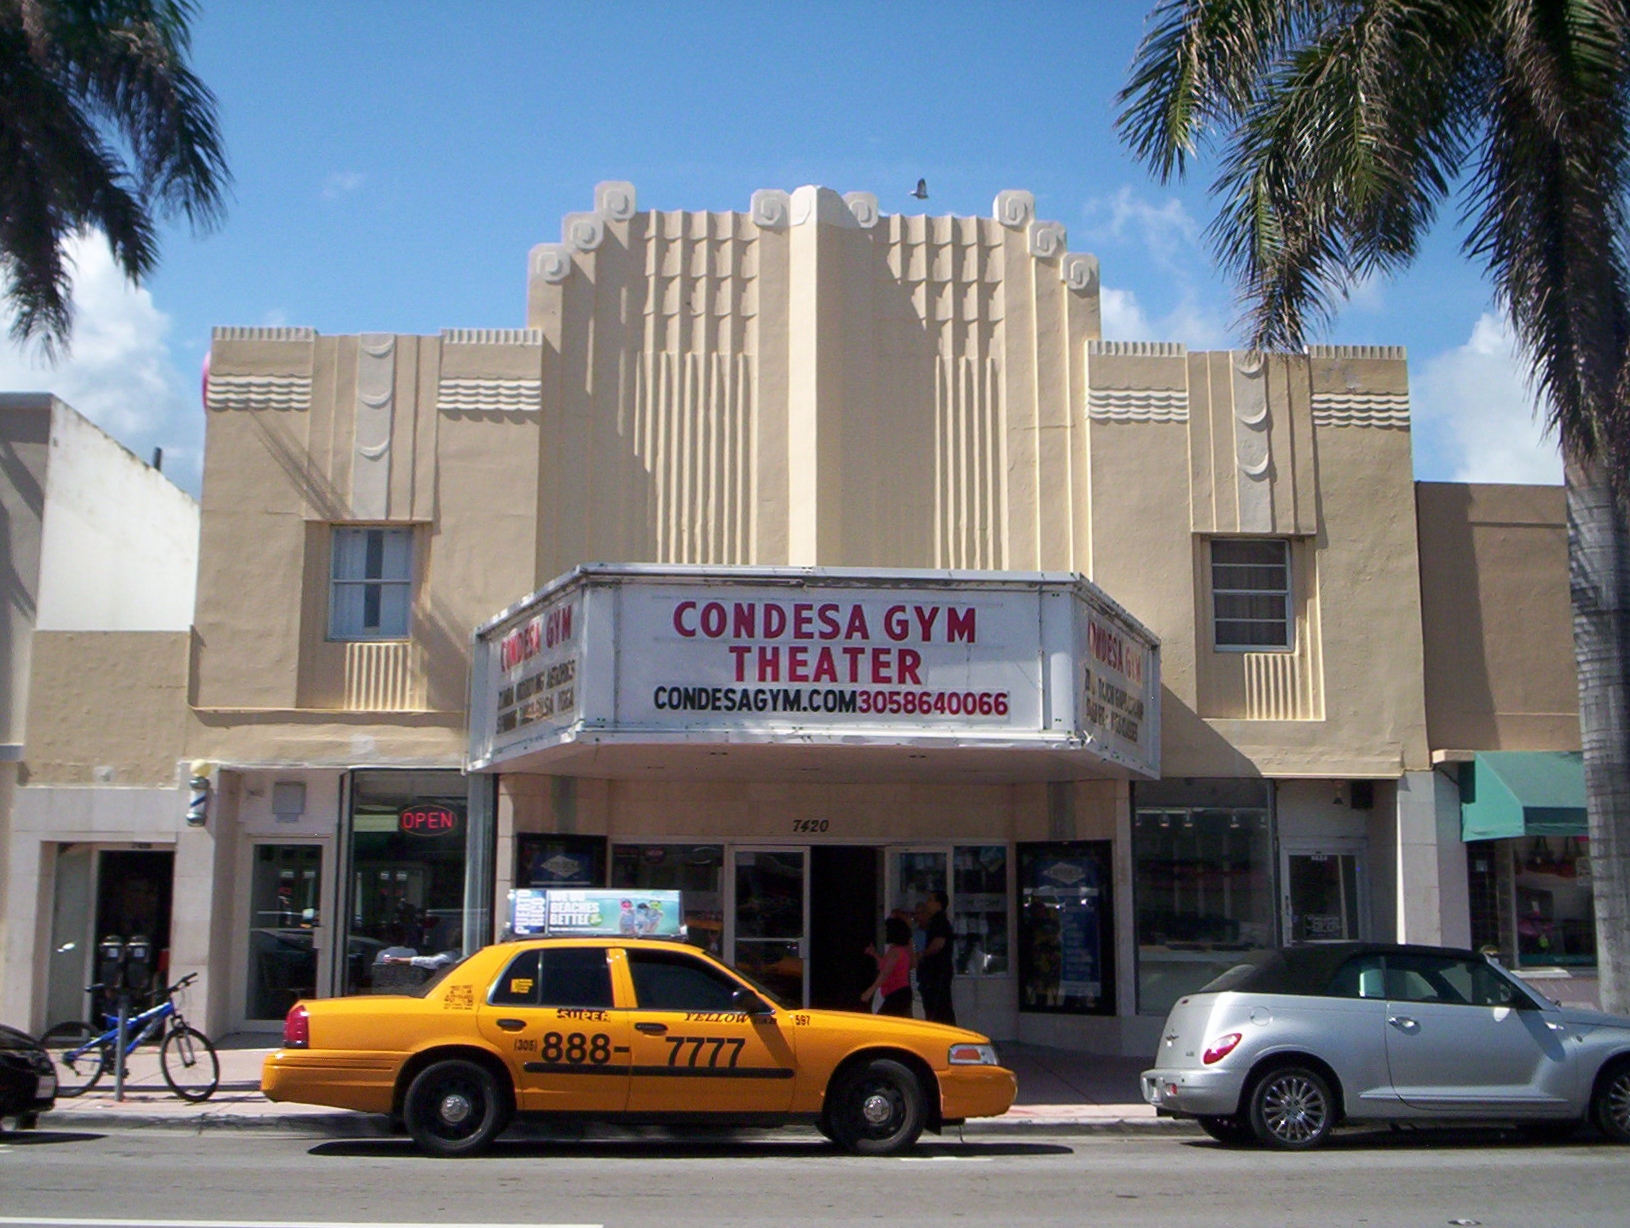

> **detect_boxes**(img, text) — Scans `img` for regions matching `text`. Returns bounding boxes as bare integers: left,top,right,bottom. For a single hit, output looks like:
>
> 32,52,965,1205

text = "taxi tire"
827,1058,926,1156
404,1059,508,1158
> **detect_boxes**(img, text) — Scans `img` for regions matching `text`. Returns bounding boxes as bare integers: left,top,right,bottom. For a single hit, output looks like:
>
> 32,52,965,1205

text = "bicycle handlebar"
83,972,197,996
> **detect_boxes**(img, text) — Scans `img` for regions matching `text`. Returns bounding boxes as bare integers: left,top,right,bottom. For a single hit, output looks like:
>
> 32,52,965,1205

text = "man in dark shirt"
917,890,956,1025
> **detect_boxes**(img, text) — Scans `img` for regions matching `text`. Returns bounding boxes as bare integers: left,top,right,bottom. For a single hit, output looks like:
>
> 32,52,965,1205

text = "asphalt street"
2,1125,1629,1228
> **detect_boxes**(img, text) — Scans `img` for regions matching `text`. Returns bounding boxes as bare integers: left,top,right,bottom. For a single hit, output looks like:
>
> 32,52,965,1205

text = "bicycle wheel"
39,1021,108,1097
159,1024,219,1102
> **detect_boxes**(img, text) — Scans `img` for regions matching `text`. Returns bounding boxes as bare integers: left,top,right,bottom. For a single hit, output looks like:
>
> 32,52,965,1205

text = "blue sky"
0,0,1560,497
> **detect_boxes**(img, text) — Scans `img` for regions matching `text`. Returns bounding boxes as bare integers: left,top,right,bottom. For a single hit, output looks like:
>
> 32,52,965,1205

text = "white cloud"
323,170,366,200
1099,282,1229,349
1082,187,1203,276
1413,312,1561,485
1099,286,1153,340
1085,188,1231,348
0,231,200,494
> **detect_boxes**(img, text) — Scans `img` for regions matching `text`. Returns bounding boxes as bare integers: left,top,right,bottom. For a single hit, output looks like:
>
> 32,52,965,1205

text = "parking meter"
97,935,127,995
124,934,154,999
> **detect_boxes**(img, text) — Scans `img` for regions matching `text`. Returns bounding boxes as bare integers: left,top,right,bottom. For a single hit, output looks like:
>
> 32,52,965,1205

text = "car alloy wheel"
404,1058,508,1158
1593,1061,1630,1143
829,1057,926,1156
1249,1066,1333,1150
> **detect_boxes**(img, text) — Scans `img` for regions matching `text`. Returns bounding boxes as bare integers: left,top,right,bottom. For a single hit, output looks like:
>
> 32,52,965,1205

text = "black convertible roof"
1198,943,1485,997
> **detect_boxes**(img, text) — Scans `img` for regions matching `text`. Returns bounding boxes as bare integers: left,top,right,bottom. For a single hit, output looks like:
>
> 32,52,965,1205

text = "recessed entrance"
809,846,882,1011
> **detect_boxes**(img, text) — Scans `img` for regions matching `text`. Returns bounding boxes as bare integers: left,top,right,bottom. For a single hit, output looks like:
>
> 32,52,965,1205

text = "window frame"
328,524,414,642
624,947,745,1012
1209,537,1293,653
488,946,615,1009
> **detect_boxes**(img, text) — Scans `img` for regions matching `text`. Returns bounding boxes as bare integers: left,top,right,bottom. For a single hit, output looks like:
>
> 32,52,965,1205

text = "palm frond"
0,0,226,352
1466,0,1630,488
1117,0,1329,182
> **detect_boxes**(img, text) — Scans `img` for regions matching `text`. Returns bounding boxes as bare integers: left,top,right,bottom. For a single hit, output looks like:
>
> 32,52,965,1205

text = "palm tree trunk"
1568,458,1630,1015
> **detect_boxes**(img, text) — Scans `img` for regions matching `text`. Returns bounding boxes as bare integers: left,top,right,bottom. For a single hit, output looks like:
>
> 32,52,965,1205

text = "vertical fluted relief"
631,211,758,565
883,214,1005,570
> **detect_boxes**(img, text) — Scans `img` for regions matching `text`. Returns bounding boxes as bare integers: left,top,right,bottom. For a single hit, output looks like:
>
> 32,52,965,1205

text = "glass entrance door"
247,844,326,1020
1282,845,1363,943
731,848,806,1006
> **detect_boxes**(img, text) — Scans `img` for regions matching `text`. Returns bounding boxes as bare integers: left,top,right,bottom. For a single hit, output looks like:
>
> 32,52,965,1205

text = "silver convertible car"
1141,943,1630,1149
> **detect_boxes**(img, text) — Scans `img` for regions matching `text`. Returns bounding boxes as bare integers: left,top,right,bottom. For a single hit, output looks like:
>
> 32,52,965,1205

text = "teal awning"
1460,751,1587,841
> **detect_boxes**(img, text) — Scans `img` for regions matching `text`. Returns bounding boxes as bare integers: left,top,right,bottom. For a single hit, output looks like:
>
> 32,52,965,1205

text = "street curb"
37,1110,1202,1138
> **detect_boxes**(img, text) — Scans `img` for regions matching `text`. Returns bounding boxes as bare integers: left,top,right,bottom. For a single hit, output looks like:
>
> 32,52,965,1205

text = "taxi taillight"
283,1003,310,1049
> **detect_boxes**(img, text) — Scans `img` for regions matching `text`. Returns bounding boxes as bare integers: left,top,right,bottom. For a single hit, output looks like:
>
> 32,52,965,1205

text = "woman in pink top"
862,915,916,1017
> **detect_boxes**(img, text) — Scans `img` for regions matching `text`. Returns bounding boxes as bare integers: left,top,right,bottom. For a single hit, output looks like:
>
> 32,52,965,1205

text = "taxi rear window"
491,948,614,1008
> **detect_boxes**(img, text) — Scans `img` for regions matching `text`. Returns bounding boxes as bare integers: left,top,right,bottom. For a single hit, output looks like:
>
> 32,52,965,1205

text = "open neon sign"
399,804,461,837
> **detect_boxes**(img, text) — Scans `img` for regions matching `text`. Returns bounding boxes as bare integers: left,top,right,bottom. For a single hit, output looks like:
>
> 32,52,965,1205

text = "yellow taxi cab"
262,936,1017,1156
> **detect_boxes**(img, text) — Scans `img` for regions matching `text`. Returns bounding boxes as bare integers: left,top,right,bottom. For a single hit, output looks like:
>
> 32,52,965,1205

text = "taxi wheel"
829,1058,926,1156
404,1059,507,1157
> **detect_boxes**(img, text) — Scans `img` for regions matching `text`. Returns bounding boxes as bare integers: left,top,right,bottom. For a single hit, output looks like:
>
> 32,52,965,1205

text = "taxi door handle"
635,1022,668,1035
495,1019,527,1032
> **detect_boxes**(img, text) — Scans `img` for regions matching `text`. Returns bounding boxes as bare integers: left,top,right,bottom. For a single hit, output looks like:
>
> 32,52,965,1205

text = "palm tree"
1119,0,1630,1011
0,0,228,355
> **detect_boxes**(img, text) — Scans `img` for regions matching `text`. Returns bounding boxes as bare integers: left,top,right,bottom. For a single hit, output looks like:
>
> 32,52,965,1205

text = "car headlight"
948,1042,998,1066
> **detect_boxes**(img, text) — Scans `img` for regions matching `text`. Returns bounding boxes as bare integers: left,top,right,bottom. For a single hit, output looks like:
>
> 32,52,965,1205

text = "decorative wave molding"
1087,387,1189,422
440,329,543,346
205,374,311,412
211,326,315,342
437,378,543,413
1307,344,1407,361
1311,391,1411,429
1087,340,1187,358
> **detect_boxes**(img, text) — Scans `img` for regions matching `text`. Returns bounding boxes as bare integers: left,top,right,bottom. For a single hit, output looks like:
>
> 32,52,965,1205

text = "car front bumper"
939,1065,1018,1120
1141,1066,1246,1118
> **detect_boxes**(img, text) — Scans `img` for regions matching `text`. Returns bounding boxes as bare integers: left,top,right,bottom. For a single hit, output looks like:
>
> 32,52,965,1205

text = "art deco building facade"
1,185,1582,1055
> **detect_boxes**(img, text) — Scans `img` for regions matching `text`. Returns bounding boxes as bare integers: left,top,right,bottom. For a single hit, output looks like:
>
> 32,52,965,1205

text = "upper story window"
1211,538,1291,649
329,526,412,640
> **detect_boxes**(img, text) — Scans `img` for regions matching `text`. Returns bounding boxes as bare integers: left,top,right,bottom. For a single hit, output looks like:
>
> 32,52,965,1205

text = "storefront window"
1134,807,1275,1015
953,846,1009,976
1513,835,1595,966
611,844,725,958
345,770,469,994
1017,842,1114,1014
892,847,1009,979
517,834,606,889
246,844,321,1020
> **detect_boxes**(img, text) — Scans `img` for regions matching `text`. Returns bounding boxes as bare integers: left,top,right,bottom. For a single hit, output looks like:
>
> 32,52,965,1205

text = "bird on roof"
910,179,929,200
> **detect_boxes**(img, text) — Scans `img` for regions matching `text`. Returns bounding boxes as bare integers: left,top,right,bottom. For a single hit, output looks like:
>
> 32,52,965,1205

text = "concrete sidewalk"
37,1037,1187,1136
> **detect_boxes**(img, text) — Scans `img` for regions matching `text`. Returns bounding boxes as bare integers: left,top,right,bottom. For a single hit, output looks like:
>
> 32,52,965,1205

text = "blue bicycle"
39,972,219,1101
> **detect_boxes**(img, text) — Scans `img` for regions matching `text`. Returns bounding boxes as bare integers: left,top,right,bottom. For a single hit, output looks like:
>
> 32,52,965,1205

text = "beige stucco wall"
192,184,1433,793
22,631,190,786
1417,481,1578,752
0,401,52,750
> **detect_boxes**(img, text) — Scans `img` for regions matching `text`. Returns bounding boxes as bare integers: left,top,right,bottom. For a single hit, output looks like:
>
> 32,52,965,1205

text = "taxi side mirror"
732,987,775,1016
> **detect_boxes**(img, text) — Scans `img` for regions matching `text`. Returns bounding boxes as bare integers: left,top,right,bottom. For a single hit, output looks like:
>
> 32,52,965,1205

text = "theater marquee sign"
469,565,1159,778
